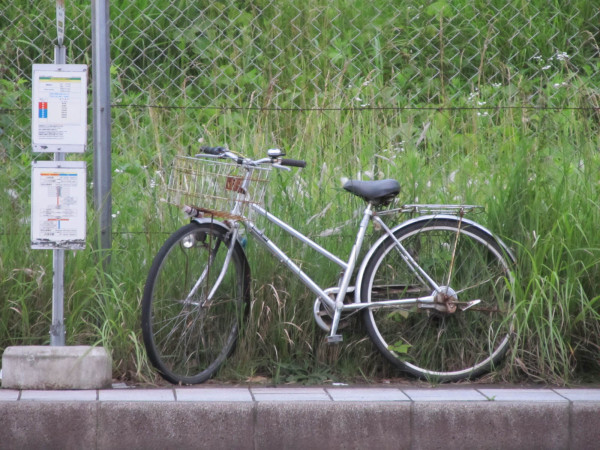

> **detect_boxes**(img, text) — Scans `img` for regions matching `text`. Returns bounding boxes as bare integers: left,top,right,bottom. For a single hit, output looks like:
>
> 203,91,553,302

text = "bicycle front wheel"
141,221,250,384
360,217,515,382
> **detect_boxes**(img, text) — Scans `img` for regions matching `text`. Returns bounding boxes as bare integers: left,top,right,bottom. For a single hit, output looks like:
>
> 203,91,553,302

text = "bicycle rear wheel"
141,221,250,384
360,217,515,382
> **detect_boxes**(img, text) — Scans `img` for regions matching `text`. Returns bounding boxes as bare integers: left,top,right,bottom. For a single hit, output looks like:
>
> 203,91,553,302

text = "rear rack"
377,204,484,216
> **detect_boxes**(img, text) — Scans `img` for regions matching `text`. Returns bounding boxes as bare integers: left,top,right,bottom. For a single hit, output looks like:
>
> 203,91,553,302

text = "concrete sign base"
1,346,112,390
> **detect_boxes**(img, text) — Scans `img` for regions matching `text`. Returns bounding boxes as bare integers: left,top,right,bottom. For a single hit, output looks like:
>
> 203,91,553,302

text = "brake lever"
272,163,291,171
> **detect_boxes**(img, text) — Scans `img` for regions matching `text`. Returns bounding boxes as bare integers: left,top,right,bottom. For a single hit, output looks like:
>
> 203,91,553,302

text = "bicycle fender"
354,214,515,303
190,217,232,232
190,217,251,271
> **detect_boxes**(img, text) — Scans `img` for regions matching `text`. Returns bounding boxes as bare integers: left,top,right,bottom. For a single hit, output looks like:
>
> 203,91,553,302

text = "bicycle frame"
192,157,490,342
226,201,439,342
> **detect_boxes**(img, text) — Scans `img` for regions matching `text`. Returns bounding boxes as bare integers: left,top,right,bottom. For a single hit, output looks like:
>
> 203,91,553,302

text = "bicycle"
141,146,516,385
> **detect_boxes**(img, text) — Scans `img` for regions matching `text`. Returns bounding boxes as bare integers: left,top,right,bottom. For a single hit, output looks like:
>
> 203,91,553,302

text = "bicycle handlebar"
280,158,307,168
198,145,306,169
199,146,227,156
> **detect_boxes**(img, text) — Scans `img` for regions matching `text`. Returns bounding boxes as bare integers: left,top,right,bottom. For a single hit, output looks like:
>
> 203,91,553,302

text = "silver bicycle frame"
200,161,438,340
242,202,437,340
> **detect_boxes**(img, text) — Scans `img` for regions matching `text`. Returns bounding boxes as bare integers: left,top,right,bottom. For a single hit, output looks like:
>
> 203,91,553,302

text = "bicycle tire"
141,221,250,384
360,217,515,382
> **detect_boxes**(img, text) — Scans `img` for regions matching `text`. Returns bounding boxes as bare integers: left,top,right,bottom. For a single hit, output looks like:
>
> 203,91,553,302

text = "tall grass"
2,102,600,385
1,0,600,385
95,101,600,385
484,119,600,383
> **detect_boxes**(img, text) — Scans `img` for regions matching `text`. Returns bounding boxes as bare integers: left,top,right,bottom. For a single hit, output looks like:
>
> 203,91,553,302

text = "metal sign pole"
50,0,67,346
92,0,112,264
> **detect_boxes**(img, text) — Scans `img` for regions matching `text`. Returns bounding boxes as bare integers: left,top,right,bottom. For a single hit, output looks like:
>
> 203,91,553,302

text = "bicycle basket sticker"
225,175,246,194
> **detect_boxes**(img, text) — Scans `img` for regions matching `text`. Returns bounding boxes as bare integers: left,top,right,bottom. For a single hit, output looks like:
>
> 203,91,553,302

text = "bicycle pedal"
326,334,343,344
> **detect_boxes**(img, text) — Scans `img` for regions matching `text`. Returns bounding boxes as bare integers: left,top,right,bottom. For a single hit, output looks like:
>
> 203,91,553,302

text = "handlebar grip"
199,146,226,155
280,158,307,168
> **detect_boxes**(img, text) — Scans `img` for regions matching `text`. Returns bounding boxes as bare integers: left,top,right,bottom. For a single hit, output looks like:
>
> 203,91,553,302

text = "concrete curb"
1,386,599,449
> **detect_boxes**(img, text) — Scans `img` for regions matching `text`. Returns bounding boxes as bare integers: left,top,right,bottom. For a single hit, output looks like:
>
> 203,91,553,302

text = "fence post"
91,0,112,261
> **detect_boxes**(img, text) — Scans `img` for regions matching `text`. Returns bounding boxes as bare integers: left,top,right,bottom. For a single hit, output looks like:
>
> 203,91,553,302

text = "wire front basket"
166,155,271,220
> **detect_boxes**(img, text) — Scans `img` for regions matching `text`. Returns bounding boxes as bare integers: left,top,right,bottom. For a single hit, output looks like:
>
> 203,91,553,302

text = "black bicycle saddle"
343,179,401,205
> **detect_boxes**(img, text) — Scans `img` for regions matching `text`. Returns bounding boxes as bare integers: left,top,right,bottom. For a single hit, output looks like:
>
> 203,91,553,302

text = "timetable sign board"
31,161,87,250
32,64,88,153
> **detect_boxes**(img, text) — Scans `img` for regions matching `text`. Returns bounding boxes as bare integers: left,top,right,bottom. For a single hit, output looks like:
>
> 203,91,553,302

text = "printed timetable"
31,64,88,153
31,161,87,249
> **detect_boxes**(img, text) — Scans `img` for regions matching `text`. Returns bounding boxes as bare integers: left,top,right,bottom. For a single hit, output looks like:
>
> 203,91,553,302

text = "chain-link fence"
2,2,598,189
2,1,600,379
2,2,599,198
2,1,597,217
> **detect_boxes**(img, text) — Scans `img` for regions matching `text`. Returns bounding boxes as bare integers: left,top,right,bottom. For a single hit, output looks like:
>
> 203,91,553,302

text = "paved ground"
2,384,600,449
